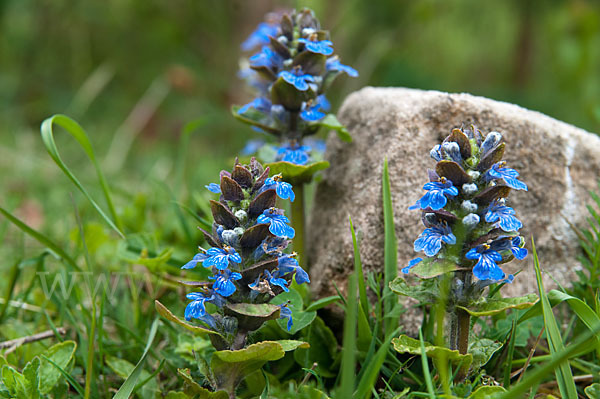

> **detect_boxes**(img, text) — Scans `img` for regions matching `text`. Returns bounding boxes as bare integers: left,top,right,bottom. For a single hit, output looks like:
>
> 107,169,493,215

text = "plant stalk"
291,183,306,268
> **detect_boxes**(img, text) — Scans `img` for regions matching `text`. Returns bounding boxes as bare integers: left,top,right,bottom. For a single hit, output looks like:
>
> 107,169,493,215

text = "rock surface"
308,87,600,315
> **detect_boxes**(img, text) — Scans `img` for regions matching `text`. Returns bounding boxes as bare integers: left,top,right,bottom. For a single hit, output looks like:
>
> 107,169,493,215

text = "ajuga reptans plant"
235,8,358,166
179,158,309,350
402,126,528,355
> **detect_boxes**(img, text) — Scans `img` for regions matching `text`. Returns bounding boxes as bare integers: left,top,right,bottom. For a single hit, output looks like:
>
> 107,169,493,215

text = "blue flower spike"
210,270,242,297
184,292,213,321
405,125,527,290
181,250,209,270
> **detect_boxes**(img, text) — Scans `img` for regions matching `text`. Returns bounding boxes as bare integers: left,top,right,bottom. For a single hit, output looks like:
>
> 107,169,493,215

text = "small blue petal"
298,38,334,55
326,57,358,77
401,257,422,274
205,183,222,194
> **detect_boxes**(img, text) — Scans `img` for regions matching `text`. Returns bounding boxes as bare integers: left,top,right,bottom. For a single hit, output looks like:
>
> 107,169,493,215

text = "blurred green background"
1,0,600,248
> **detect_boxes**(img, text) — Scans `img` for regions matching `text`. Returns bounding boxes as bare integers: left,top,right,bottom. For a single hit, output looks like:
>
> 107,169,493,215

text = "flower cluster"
182,158,310,347
236,8,357,165
403,126,528,284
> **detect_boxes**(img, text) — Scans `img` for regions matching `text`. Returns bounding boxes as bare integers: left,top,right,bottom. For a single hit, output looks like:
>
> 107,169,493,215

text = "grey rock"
308,87,600,324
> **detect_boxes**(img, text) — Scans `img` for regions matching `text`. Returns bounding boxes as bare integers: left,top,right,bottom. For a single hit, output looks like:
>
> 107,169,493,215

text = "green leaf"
22,357,41,399
225,303,281,331
382,159,398,338
392,335,473,368
294,317,338,378
177,368,228,398
38,340,77,394
585,383,600,399
113,318,159,399
275,340,310,351
40,114,123,237
468,385,507,398
458,294,538,316
531,239,578,399
264,161,330,185
211,341,286,394
409,256,461,279
312,114,352,142
165,392,191,399
155,300,220,336
2,365,26,398
469,337,502,370
304,296,340,312
389,277,439,303
271,290,316,334
350,217,369,321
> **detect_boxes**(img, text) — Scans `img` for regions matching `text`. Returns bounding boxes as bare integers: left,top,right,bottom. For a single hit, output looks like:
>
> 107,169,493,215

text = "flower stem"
291,183,306,268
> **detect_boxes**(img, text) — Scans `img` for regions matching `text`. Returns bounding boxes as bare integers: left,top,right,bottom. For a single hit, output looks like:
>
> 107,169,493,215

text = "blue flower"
253,236,288,260
277,254,310,284
184,292,213,320
315,95,331,111
238,97,272,115
298,38,334,55
466,245,506,281
300,103,326,122
278,70,315,91
414,224,456,256
205,183,221,194
401,258,423,274
257,208,295,238
249,46,283,69
485,162,528,191
241,22,279,51
241,139,266,156
277,144,311,165
490,236,528,260
260,175,295,202
202,246,242,270
326,57,359,77
409,178,459,211
181,251,209,270
265,270,289,292
278,304,293,331
485,201,523,232
209,270,242,297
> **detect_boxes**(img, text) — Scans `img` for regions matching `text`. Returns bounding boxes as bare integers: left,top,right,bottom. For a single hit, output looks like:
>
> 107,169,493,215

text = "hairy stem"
291,183,306,268
457,308,470,355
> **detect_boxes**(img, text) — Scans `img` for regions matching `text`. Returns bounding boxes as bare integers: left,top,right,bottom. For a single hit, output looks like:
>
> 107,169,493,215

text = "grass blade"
419,329,436,398
339,273,357,399
350,217,369,319
531,238,577,399
0,206,79,271
382,159,398,338
113,318,159,399
354,327,400,399
40,114,124,237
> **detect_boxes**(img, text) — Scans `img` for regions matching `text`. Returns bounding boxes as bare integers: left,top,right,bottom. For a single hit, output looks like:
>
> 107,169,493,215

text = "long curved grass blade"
41,355,85,397
40,114,124,237
419,329,436,398
0,206,79,271
382,159,398,338
498,322,600,399
113,318,159,399
531,238,577,399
